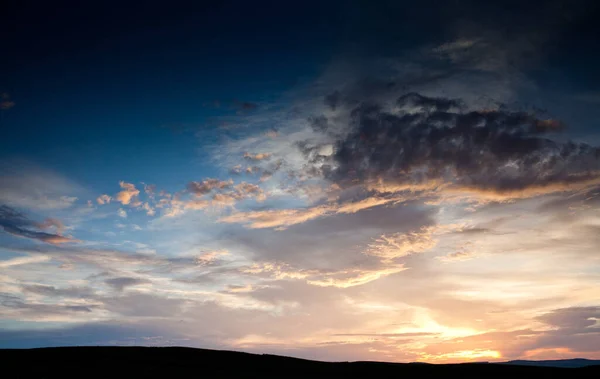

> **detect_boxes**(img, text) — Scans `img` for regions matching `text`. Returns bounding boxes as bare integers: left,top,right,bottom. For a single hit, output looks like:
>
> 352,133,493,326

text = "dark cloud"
236,101,258,111
218,201,434,268
22,284,95,298
204,100,259,112
0,204,75,244
0,92,15,110
1,294,94,315
503,307,600,355
396,92,464,112
105,277,150,292
537,306,600,330
303,92,600,198
309,115,330,133
324,90,342,110
103,294,186,318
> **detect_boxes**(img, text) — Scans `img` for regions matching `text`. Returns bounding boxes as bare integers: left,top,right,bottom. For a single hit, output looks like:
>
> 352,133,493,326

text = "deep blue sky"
1,1,346,187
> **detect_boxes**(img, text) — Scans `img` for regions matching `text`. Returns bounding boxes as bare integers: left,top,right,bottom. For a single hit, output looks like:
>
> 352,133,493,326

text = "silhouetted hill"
1,346,599,378
505,358,600,368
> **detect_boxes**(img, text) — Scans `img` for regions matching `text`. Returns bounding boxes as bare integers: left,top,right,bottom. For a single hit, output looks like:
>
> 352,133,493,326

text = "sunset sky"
1,0,600,363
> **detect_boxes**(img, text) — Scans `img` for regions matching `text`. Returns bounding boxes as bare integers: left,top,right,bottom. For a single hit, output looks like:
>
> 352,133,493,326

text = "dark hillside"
2,346,599,378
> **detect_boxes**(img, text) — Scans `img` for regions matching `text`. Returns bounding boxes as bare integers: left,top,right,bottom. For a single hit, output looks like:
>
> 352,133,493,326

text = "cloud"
187,179,233,196
3,2,600,362
219,206,331,230
219,194,406,230
184,199,210,210
217,204,437,289
433,38,479,54
0,92,15,110
364,226,438,263
22,284,95,299
230,165,243,175
3,243,210,276
96,194,112,204
0,255,51,268
195,250,229,266
243,152,272,161
302,92,600,202
236,101,258,111
1,295,95,319
229,182,266,202
102,293,186,318
117,208,127,218
436,250,476,263
105,277,150,292
36,217,65,234
115,181,140,205
265,129,279,138
156,179,268,217
0,205,76,244
141,202,155,216
537,306,600,330
239,261,406,289
0,162,81,211
143,184,156,197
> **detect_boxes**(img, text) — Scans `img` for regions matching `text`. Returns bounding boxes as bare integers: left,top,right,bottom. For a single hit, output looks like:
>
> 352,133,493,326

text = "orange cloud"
244,152,272,161
367,174,600,205
219,206,331,229
448,174,600,202
195,250,228,265
365,227,438,263
218,194,406,229
115,181,140,205
42,235,78,245
96,194,112,205
240,261,406,288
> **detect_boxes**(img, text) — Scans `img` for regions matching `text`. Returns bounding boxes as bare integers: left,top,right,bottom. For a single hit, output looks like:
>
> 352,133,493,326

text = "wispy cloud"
219,193,407,230
0,255,51,268
0,162,82,211
0,205,77,244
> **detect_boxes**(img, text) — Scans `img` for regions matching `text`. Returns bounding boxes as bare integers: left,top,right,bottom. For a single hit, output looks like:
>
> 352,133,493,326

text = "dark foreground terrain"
2,346,600,378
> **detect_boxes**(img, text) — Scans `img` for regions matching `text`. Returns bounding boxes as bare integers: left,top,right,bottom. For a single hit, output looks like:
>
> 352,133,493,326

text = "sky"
1,0,600,363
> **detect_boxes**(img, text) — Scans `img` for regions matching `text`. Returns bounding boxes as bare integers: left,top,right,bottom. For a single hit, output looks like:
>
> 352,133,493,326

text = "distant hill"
504,358,600,368
1,346,599,378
